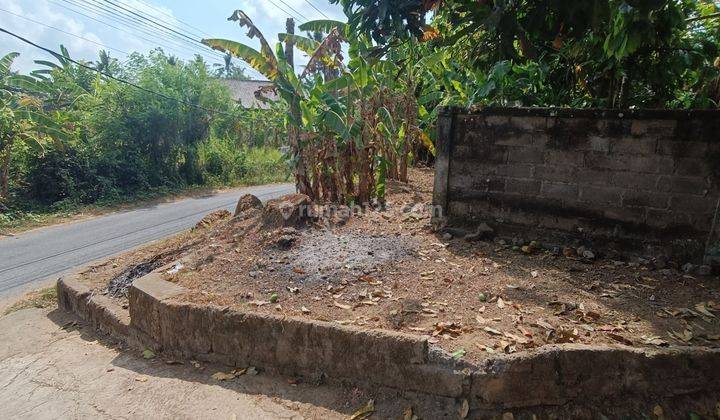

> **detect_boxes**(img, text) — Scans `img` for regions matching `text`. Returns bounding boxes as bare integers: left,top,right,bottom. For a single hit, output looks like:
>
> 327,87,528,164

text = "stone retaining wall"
57,272,720,416
433,107,720,260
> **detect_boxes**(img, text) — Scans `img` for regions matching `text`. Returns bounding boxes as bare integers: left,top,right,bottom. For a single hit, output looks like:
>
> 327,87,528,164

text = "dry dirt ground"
79,168,720,365
0,305,460,419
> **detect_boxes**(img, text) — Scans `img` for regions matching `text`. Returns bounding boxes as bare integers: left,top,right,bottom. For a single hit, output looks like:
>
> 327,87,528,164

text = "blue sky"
0,0,346,78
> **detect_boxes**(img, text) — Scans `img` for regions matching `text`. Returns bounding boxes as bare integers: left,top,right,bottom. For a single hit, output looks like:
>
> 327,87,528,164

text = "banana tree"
0,53,69,200
203,10,318,196
203,12,352,201
204,11,425,204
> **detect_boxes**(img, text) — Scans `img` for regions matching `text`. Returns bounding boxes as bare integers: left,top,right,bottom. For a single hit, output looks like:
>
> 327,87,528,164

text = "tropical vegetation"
201,1,719,206
2,0,719,221
0,47,289,227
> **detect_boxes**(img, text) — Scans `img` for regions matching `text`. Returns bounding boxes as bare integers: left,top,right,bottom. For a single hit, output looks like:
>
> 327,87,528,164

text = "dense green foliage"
5,1,719,215
204,12,430,204
0,48,289,218
337,0,720,108
200,2,719,206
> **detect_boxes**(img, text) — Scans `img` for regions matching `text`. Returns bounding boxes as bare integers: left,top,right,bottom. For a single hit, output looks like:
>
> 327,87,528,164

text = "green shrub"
244,147,290,184
197,137,289,186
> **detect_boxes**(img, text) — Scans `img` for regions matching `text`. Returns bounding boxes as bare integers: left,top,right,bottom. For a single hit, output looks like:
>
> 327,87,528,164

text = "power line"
61,0,225,60
104,0,206,39
303,0,331,19
73,0,258,77
99,0,259,78
100,0,211,51
275,0,310,21
0,7,130,57
122,0,214,38
48,0,220,60
0,26,235,116
46,0,224,64
83,0,213,51
266,0,306,23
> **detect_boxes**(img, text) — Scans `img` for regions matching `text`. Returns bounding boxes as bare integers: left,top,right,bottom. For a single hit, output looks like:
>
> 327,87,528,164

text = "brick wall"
433,107,720,260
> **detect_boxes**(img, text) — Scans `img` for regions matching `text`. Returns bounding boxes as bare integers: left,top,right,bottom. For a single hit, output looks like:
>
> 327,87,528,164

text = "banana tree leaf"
33,60,62,70
0,52,19,75
376,121,392,139
298,20,348,35
227,10,278,67
278,33,320,56
322,109,348,139
419,131,436,156
319,92,344,116
17,132,44,154
377,107,395,133
353,58,369,89
275,43,306,97
415,50,445,70
14,110,70,142
375,155,388,201
5,75,54,96
203,38,278,80
322,74,353,92
419,91,444,105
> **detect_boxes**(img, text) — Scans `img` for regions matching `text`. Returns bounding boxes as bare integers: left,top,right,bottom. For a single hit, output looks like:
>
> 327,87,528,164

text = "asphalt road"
0,183,295,296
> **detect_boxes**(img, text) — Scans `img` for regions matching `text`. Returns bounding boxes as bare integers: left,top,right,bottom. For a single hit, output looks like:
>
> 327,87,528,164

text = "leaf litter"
78,168,720,364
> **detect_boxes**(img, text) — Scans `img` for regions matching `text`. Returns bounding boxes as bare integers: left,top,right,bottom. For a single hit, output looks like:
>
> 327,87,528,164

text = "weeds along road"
0,184,295,297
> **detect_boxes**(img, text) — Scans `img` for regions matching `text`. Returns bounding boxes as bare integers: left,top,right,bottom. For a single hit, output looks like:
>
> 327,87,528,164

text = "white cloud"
227,0,346,75
0,0,344,78
240,0,344,22
0,0,196,72
0,0,109,71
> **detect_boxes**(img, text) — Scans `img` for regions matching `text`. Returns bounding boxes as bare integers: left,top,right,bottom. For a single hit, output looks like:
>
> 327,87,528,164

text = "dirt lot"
80,168,720,364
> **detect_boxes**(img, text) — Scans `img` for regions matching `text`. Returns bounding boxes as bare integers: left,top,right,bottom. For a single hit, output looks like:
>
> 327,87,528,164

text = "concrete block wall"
433,107,720,259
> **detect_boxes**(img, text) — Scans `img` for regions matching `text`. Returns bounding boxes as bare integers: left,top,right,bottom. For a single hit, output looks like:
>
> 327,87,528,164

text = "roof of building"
218,79,278,109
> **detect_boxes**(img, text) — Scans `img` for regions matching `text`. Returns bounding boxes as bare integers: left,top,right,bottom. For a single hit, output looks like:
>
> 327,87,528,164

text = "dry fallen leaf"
458,399,469,418
694,303,715,319
653,404,664,419
483,326,503,336
212,371,236,381
535,319,555,330
607,333,633,346
434,322,464,337
554,327,581,343
334,301,352,310
669,329,694,343
642,336,669,347
403,406,417,420
349,399,375,420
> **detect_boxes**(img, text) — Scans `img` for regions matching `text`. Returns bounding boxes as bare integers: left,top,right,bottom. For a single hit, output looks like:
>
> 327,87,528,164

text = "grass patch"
0,147,292,235
4,287,57,315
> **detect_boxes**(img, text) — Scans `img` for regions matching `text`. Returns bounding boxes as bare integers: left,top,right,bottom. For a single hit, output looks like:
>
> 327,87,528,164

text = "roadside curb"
57,271,720,411
57,274,130,339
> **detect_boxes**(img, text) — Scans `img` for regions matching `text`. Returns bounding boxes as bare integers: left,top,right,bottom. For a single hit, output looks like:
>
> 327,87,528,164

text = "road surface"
0,183,294,297
0,307,347,419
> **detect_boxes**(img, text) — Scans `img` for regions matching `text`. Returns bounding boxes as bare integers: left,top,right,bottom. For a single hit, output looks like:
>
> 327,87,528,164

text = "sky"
0,0,347,79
